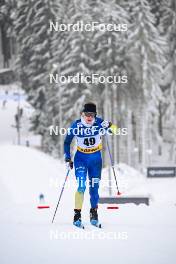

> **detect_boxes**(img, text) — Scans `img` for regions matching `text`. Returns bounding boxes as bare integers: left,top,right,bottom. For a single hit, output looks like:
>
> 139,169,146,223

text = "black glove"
65,158,73,169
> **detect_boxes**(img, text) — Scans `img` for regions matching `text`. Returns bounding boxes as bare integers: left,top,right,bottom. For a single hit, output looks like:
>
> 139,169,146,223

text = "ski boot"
73,209,84,228
90,208,101,228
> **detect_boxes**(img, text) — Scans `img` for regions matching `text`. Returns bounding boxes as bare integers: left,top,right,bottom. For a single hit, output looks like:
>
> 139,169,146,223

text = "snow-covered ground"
0,84,176,264
0,145,176,264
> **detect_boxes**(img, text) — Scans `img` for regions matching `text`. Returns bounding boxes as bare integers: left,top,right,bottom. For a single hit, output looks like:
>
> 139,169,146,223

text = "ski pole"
105,134,121,195
52,169,70,223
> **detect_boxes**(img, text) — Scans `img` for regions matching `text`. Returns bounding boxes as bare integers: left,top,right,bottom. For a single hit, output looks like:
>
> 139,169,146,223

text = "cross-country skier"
64,102,117,228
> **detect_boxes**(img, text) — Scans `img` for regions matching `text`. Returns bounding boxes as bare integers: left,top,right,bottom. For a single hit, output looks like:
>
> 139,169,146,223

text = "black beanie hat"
82,103,97,113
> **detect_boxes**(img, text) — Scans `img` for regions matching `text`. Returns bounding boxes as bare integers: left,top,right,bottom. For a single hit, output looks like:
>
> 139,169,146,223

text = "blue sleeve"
64,121,76,160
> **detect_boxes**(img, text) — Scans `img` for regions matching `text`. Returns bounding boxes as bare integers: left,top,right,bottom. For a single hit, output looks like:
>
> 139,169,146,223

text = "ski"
90,220,102,228
73,220,85,229
73,223,102,229
74,224,85,229
91,223,102,228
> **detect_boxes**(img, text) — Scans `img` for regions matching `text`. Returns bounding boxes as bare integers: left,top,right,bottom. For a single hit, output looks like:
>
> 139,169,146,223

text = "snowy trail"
1,202,176,264
0,98,17,144
0,146,176,264
0,85,38,146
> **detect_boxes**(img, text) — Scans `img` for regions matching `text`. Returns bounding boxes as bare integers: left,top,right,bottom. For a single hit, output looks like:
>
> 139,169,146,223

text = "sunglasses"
84,112,96,117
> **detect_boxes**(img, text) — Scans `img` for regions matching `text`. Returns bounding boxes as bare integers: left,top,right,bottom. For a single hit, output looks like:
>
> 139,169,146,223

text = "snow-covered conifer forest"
0,0,176,167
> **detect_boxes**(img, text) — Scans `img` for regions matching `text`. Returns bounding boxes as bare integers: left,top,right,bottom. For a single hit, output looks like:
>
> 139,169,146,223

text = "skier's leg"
89,178,100,225
89,176,100,208
74,163,87,209
73,152,87,226
88,152,102,223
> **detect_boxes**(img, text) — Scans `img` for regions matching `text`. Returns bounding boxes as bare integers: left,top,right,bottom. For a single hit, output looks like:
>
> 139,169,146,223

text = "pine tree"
51,0,95,127
125,0,167,166
160,0,176,160
127,0,165,105
0,0,15,68
13,0,58,136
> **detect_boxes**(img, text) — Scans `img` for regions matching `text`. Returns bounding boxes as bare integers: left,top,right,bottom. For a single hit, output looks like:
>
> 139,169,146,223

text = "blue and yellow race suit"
64,117,116,209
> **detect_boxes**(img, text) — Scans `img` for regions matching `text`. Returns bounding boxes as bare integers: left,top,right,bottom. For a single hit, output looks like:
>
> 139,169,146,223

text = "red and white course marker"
107,206,119,209
37,205,50,209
